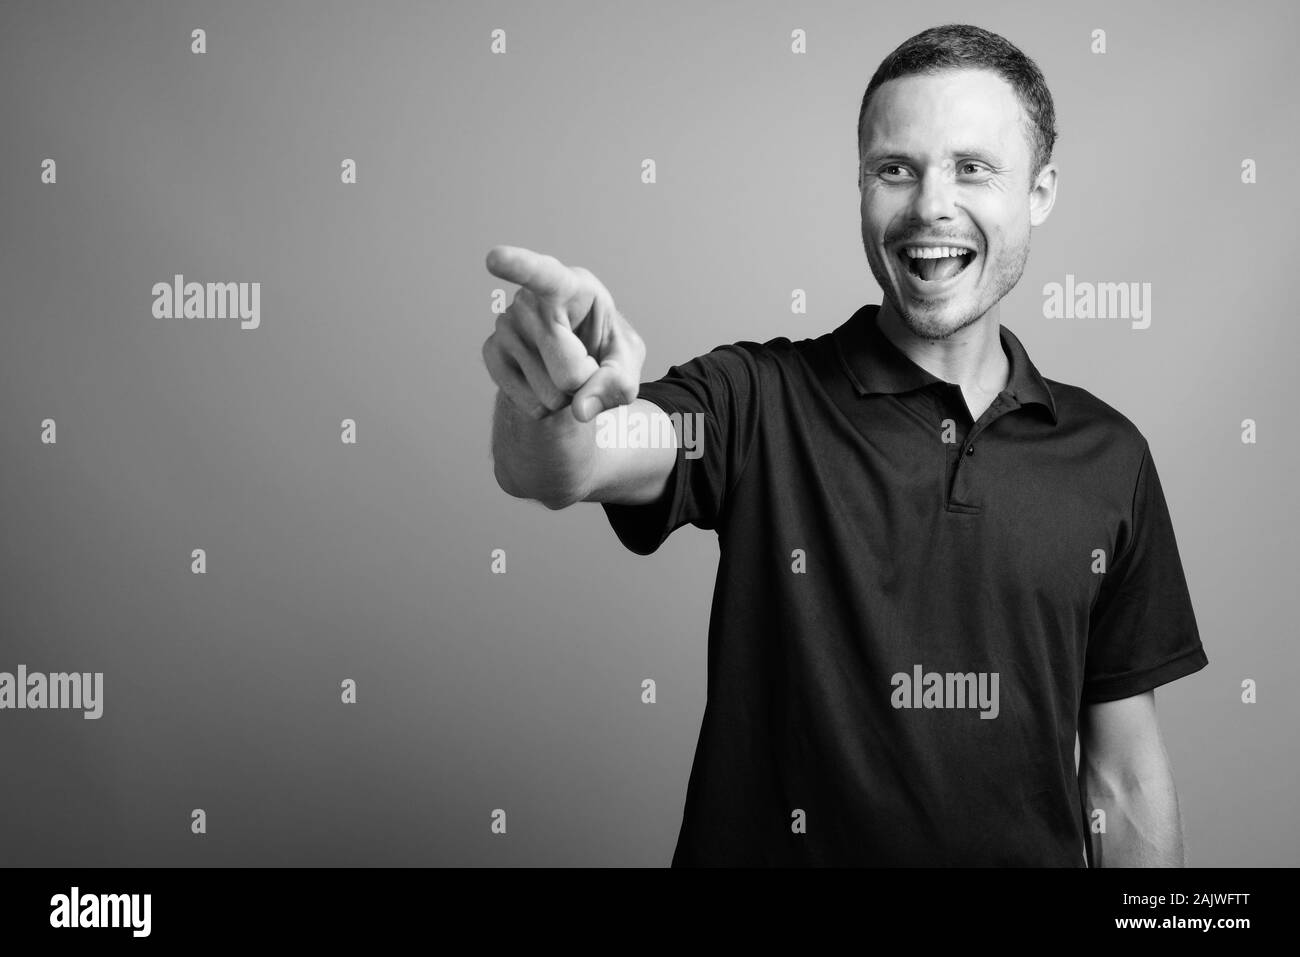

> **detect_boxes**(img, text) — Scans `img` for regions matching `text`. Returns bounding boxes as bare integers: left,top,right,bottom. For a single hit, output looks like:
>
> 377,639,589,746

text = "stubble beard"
863,229,1031,342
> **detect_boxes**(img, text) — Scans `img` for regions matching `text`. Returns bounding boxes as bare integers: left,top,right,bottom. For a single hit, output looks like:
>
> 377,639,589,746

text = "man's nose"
910,168,958,222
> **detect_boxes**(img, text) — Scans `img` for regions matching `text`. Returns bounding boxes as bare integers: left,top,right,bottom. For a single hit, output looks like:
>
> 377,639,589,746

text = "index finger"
485,245,577,301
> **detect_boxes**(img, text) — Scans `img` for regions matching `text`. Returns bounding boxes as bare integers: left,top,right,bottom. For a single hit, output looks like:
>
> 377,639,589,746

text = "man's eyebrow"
862,147,1006,164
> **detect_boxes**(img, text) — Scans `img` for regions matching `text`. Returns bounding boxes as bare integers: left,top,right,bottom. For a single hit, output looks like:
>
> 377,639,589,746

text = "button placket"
948,393,1016,509
940,385,973,507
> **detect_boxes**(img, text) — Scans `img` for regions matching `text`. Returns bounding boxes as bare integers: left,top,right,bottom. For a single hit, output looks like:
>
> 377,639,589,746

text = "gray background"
1,0,1295,866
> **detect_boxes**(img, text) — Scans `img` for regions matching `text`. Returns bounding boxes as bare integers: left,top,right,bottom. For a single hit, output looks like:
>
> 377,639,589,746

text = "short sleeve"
1082,443,1209,703
601,343,762,555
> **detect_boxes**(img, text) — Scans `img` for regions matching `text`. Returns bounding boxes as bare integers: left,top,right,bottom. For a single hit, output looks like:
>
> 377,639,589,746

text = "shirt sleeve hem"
1081,644,1209,704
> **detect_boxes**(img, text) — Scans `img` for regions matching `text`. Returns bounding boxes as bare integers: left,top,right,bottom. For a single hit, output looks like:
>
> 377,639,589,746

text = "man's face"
859,68,1055,340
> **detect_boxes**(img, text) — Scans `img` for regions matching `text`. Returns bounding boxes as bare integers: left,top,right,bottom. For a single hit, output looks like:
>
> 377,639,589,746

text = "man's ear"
1029,163,1058,227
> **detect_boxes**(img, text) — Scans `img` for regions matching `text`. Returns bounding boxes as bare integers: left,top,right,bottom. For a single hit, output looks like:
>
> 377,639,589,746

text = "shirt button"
965,445,975,455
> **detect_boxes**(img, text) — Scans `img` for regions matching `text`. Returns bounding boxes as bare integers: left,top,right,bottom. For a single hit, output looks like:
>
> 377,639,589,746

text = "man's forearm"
1082,755,1186,866
490,389,596,509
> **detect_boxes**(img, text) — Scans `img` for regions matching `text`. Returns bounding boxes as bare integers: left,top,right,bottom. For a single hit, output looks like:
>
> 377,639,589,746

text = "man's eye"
880,164,910,178
960,162,988,176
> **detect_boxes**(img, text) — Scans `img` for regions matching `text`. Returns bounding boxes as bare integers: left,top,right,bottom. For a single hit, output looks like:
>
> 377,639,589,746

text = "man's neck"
876,300,1009,420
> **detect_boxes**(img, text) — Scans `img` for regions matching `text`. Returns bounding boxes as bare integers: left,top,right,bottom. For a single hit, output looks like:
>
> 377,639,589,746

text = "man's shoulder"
685,326,834,377
1043,377,1150,453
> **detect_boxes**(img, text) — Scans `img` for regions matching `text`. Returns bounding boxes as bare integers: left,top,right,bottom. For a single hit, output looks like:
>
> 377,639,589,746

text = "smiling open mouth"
898,246,976,283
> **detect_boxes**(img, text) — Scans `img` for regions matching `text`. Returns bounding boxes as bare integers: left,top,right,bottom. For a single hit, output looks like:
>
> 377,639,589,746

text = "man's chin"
888,294,980,340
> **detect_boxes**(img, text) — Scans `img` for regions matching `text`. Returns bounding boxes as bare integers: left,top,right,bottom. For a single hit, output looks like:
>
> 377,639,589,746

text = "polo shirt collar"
832,304,1059,425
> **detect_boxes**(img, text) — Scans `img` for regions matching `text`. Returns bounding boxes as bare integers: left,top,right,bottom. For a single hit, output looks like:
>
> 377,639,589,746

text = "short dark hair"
857,24,1057,182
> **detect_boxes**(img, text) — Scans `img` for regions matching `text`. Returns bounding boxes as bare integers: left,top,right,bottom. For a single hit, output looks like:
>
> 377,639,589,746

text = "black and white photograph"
1,0,1292,942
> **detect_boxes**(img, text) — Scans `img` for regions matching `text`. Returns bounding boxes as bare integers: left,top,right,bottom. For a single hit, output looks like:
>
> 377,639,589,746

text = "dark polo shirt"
603,303,1209,867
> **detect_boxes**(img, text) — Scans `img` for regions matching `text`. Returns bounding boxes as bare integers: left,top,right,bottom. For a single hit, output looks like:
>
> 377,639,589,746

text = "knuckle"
537,388,567,411
564,367,596,393
553,371,585,394
494,314,525,346
539,377,569,404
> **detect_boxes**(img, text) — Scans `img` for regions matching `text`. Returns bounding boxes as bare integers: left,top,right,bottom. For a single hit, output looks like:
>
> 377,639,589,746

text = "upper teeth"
903,246,971,259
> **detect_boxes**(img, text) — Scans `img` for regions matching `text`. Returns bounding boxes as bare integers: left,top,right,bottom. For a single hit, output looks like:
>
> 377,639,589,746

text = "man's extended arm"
482,245,675,509
491,390,675,508
1078,689,1187,866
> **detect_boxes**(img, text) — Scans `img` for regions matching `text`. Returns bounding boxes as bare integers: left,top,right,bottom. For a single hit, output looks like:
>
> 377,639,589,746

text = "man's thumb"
570,364,638,423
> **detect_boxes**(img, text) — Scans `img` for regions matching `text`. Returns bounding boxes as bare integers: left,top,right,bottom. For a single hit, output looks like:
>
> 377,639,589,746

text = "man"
480,24,1208,867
